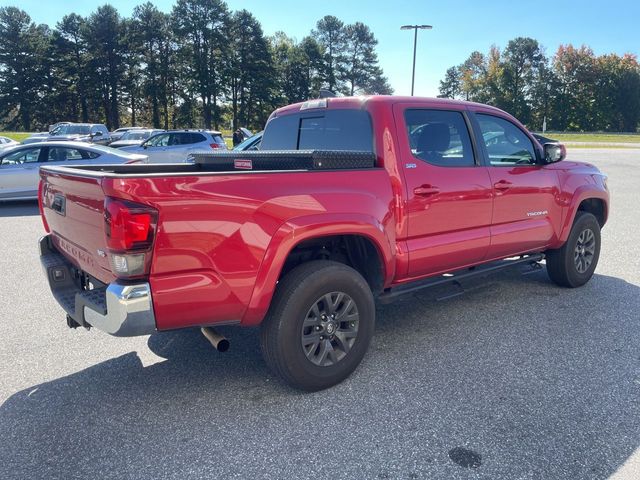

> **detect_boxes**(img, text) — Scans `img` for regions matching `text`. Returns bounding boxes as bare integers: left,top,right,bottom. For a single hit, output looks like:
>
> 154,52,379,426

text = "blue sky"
2,0,639,96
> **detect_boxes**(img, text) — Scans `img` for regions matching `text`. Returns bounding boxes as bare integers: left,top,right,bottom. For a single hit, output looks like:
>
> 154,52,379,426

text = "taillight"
104,197,157,278
210,143,221,149
38,179,50,233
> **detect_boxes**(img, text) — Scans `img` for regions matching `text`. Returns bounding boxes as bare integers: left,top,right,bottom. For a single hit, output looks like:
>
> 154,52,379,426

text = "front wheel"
260,260,375,391
546,211,601,287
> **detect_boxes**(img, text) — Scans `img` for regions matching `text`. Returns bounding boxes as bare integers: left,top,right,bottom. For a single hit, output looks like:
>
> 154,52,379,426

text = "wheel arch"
241,213,395,326
558,187,609,244
577,198,607,227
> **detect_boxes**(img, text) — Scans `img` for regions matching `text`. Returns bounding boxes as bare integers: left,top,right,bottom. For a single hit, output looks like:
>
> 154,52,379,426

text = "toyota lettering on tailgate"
55,237,97,270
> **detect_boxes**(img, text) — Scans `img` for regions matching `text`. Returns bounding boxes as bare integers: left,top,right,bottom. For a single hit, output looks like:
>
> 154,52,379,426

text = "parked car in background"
23,122,72,144
110,126,147,142
109,129,163,148
48,122,71,133
233,131,262,151
121,129,227,163
0,136,19,150
22,123,112,145
0,142,147,201
23,132,52,144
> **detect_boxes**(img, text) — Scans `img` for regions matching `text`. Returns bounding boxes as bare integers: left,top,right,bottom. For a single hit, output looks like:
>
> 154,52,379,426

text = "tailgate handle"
52,194,66,216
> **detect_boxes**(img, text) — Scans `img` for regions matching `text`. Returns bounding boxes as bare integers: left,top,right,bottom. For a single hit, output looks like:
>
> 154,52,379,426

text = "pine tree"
341,22,392,95
0,7,48,130
172,0,230,129
312,15,346,93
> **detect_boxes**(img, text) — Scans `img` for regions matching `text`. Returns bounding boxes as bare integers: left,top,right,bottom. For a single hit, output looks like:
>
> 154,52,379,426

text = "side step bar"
378,254,544,304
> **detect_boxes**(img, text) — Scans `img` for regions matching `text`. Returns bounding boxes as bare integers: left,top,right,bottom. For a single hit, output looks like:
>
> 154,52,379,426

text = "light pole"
401,24,432,96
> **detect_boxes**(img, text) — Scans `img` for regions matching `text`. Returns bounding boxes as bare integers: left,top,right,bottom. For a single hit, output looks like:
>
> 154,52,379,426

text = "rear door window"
404,109,475,167
46,147,84,162
168,133,183,146
261,109,373,152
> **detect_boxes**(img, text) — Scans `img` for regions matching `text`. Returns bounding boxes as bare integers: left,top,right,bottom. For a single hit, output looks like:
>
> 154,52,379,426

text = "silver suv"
121,130,227,163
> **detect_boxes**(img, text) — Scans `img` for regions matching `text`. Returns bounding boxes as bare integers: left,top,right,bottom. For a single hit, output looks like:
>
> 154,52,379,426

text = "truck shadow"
0,200,39,217
0,271,638,479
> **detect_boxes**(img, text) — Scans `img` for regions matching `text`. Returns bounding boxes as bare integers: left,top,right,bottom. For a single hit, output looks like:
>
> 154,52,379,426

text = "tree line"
439,37,640,132
0,1,392,132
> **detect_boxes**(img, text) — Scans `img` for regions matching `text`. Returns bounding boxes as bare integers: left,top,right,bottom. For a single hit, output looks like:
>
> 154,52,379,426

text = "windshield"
121,130,153,141
54,125,91,135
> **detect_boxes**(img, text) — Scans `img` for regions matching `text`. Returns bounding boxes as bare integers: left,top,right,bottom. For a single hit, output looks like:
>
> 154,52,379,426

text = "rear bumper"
39,235,156,337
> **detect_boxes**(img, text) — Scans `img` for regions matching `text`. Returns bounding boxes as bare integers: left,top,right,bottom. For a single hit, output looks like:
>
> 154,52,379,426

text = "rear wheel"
546,211,601,287
260,260,375,391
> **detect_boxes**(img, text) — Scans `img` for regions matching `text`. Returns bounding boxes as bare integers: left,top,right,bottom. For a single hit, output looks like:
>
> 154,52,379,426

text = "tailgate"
40,169,115,284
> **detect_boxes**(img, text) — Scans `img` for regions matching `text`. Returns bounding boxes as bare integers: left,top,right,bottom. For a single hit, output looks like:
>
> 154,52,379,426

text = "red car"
38,96,609,390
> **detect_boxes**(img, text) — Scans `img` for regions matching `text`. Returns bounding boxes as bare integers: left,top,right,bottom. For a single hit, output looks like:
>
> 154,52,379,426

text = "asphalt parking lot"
0,148,638,479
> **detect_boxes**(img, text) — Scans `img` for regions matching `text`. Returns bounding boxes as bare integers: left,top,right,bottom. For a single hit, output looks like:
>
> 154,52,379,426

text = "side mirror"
543,143,566,164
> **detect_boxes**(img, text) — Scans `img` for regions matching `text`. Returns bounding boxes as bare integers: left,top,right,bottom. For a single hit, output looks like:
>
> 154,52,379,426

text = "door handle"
413,185,440,196
493,180,513,190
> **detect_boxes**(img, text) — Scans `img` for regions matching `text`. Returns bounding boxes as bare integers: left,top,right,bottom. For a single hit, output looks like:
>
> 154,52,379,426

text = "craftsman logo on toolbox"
234,159,253,170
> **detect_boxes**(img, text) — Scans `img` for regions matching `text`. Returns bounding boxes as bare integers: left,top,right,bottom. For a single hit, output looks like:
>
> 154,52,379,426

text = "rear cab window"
261,109,374,152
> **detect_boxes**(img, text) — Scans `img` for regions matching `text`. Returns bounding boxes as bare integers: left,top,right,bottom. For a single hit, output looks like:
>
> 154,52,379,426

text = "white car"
0,142,147,201
110,126,148,142
122,130,227,163
109,129,164,148
0,136,19,150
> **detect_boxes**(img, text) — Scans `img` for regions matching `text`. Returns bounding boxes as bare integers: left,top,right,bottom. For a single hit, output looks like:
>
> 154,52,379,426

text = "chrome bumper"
83,283,156,336
39,235,156,337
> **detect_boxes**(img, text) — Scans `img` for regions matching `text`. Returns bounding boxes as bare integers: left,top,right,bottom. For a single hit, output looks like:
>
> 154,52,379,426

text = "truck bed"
39,148,394,331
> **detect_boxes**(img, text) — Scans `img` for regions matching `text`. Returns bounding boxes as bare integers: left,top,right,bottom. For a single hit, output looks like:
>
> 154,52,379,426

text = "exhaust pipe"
201,327,230,352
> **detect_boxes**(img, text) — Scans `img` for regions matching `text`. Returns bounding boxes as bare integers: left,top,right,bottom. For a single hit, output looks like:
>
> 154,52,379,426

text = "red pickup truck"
39,96,609,390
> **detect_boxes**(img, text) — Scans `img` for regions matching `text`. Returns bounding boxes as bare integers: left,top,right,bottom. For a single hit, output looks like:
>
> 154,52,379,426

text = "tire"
260,260,375,391
546,211,601,288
